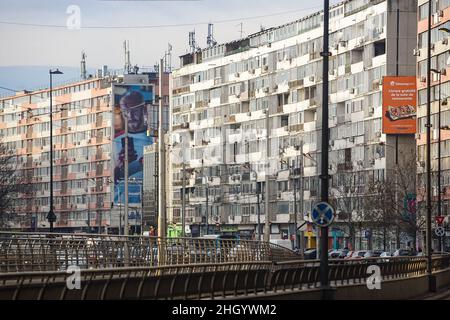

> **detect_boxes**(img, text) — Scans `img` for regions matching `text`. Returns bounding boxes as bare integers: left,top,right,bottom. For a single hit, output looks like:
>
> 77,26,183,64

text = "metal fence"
0,232,300,272
0,255,449,300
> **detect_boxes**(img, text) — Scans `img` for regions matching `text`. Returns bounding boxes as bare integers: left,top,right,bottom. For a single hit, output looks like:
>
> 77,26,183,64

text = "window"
374,40,385,57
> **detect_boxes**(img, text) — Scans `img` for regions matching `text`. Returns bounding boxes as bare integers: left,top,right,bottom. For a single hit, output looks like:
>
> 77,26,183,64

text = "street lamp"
431,68,446,252
243,162,262,241
47,69,63,233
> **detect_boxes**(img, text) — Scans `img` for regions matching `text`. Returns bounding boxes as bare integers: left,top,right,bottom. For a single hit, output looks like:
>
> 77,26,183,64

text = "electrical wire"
0,5,324,29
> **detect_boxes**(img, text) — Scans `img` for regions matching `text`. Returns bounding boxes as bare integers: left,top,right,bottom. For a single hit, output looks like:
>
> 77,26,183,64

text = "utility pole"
181,161,186,237
293,157,298,249
257,184,261,241
204,163,209,235
264,107,270,242
319,0,333,299
426,0,436,292
158,57,166,238
438,71,442,253
48,69,63,233
124,113,129,236
299,139,304,253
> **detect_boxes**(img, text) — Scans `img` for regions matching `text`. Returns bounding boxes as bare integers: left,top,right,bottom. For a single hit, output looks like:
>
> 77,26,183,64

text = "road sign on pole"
435,216,445,225
435,227,445,237
311,202,335,227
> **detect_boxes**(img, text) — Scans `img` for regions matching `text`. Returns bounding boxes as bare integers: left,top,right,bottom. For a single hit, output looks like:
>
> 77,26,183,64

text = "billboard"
112,84,154,206
382,76,417,134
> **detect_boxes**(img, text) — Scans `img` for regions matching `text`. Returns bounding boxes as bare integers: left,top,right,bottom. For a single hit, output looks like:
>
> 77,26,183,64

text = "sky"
0,0,341,93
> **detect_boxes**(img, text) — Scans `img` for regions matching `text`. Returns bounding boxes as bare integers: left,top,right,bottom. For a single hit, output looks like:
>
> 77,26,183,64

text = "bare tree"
363,161,426,251
0,142,22,228
362,177,400,251
330,169,366,250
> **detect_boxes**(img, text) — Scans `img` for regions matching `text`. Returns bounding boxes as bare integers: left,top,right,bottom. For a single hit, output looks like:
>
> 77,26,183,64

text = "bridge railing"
0,232,300,272
1,255,449,300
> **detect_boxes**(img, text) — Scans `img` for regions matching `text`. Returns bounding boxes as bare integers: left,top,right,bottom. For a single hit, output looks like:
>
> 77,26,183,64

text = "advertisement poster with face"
113,84,154,206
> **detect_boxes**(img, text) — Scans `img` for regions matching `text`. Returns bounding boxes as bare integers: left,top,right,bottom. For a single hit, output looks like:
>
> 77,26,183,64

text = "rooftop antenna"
165,43,172,72
236,22,243,39
207,23,217,48
80,50,87,80
123,40,131,74
189,30,197,52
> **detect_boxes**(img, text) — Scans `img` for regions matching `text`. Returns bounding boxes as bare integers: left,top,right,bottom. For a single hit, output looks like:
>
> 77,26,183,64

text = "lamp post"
319,0,332,299
47,69,63,233
426,0,436,292
431,68,445,252
244,163,261,240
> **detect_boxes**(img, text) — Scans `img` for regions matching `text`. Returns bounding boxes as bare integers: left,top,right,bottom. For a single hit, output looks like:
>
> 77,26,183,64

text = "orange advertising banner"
382,76,417,134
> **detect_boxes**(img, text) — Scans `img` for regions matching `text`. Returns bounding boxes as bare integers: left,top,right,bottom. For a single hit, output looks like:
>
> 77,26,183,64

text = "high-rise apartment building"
416,0,450,249
170,0,417,248
0,70,169,233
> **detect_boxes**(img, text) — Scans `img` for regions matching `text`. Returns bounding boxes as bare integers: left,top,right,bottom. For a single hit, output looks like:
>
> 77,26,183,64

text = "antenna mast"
207,23,217,48
124,40,131,74
80,51,87,80
189,31,199,53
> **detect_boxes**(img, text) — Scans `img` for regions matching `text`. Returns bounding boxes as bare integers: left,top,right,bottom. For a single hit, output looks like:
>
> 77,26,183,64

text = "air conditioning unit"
247,112,252,116
350,88,357,94
369,159,375,165
375,131,382,138
330,140,335,146
442,38,448,45
339,40,347,47
262,65,269,72
334,44,339,50
421,76,427,83
309,75,315,82
431,43,435,51
263,87,270,93
349,136,354,143
277,191,282,198
413,48,420,56
369,107,374,115
273,84,278,90
234,72,240,77
249,69,255,74
438,10,444,17
329,69,336,76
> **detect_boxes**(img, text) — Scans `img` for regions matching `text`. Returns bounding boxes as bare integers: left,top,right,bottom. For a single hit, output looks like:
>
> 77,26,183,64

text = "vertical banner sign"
382,76,417,134
113,84,154,207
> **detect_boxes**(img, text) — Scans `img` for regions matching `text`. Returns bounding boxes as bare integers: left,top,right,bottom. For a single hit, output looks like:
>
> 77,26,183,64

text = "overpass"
1,232,449,300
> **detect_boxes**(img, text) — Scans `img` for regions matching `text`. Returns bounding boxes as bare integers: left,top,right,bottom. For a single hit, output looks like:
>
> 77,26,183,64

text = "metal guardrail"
0,232,300,272
0,255,449,300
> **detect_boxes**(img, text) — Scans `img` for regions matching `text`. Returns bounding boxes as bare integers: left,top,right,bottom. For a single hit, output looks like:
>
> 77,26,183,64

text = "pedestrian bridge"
0,232,449,300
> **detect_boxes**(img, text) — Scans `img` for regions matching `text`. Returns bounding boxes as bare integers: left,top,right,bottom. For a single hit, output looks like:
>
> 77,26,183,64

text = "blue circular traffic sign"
311,202,335,227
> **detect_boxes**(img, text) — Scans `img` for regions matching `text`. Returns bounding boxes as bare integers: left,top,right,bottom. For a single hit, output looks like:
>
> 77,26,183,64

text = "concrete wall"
239,268,450,300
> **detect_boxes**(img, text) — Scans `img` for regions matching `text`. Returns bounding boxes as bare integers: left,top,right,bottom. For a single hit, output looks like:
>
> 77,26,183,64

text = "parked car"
303,248,317,260
328,249,342,259
393,249,415,257
360,250,380,258
344,251,356,259
379,251,392,258
351,250,368,259
338,249,349,259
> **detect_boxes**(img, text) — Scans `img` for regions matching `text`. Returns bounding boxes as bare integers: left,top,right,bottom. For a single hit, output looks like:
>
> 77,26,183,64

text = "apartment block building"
170,0,417,247
0,71,169,233
416,0,450,248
